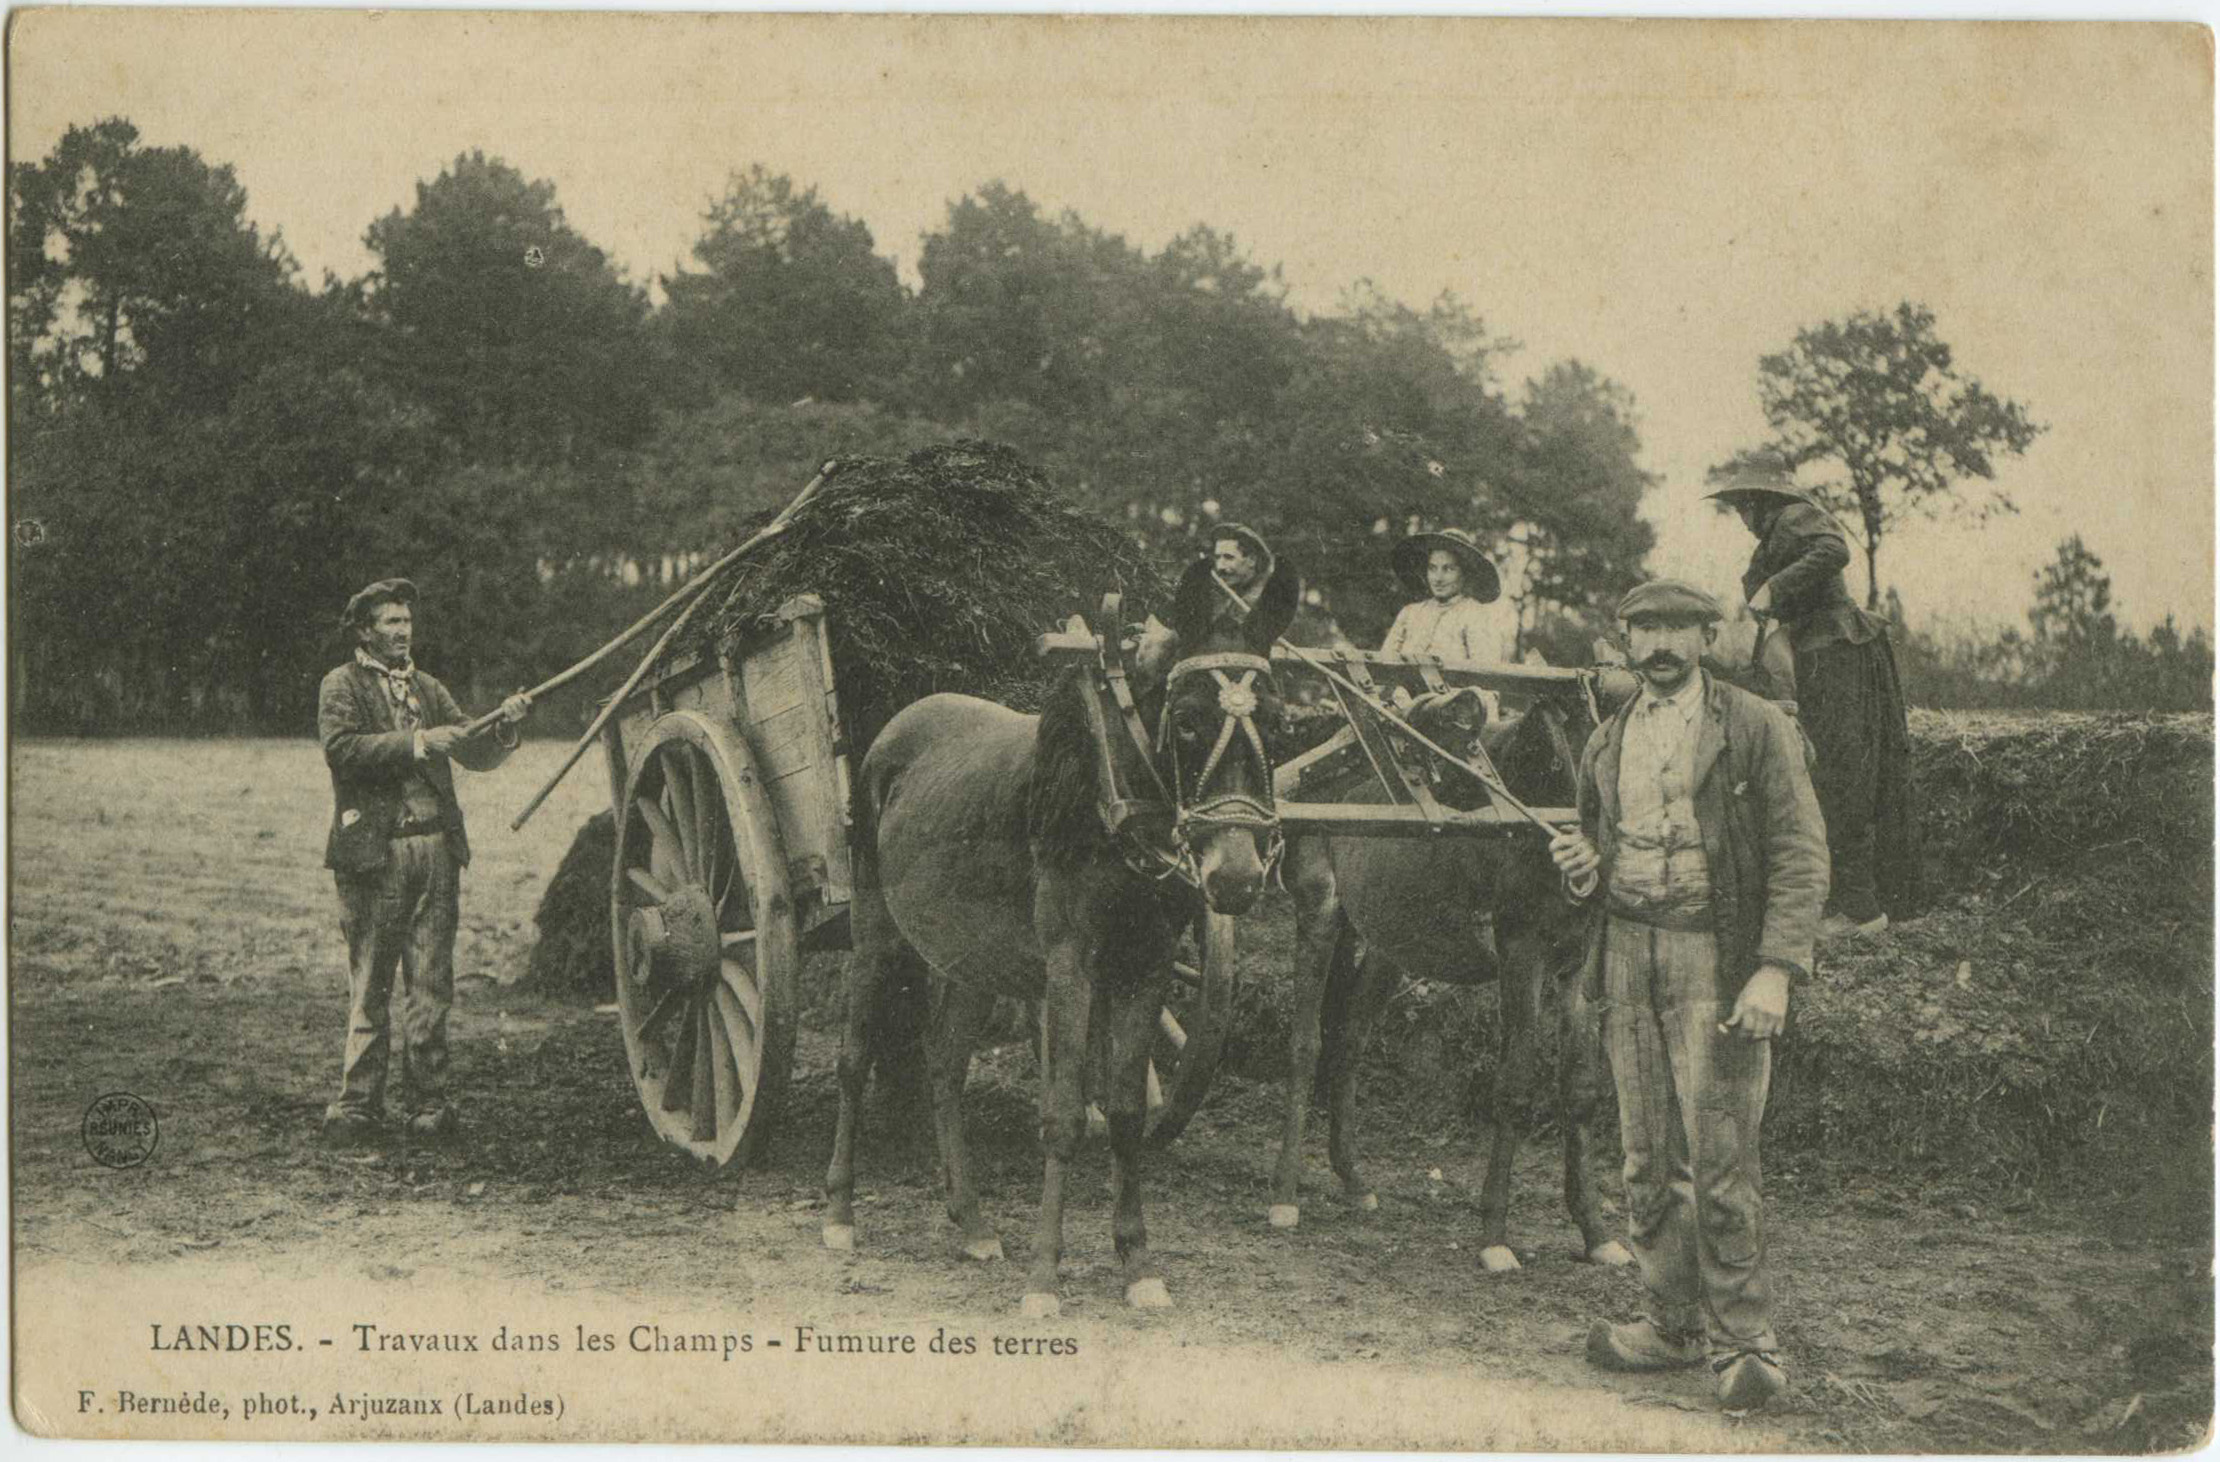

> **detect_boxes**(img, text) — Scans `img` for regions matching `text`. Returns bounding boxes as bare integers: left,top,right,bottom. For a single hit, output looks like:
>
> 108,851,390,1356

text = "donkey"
824,552,1299,1317
1270,687,1635,1273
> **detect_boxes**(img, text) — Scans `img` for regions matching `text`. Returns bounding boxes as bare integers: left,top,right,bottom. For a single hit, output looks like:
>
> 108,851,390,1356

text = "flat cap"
1616,578,1724,624
341,577,417,629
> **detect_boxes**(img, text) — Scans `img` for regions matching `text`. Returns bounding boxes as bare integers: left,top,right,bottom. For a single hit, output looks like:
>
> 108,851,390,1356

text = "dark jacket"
1572,672,1830,1006
1742,501,1875,652
318,660,513,873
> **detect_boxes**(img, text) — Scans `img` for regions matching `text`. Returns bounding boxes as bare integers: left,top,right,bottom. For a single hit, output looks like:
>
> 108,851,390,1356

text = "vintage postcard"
8,10,2212,1452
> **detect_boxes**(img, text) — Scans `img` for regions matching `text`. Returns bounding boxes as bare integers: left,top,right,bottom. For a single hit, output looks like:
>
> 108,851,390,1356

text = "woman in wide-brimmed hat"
1705,453,1919,937
1381,526,1516,664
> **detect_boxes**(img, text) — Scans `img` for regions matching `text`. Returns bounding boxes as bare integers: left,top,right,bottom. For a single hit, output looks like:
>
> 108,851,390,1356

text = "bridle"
1076,636,1283,895
1155,651,1284,887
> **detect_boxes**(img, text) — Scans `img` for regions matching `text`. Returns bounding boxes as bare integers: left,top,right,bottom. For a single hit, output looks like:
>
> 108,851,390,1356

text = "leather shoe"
1714,1351,1787,1409
320,1113,379,1149
1821,911,1888,940
1586,1319,1704,1372
405,1108,457,1139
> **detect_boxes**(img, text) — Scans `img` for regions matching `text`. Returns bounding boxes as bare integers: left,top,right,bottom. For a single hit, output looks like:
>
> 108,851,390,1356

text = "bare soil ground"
10,739,2211,1450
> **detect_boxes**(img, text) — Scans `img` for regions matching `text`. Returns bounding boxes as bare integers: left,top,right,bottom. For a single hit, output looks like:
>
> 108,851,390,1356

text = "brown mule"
824,554,1299,1316
1269,691,1634,1273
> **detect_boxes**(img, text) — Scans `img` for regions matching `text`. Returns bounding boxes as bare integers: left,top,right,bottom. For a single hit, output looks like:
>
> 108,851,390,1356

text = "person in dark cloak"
1705,455,1920,937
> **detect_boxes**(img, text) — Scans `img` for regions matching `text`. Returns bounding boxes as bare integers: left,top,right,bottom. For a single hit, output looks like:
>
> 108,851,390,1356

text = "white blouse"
1380,594,1518,664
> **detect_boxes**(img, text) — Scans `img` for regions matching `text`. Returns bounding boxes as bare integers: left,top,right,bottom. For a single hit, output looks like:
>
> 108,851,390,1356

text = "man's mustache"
1639,652,1687,671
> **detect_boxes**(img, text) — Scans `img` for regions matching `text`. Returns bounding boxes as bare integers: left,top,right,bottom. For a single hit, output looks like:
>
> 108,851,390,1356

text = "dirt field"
10,739,2211,1449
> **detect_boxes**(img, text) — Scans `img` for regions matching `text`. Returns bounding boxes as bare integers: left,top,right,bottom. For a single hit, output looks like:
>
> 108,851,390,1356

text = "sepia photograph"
7,10,2213,1451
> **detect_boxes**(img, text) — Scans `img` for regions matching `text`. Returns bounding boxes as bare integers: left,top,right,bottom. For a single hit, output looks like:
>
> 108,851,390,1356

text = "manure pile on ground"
525,811,616,999
1772,711,2213,1186
683,440,1164,758
526,441,1164,1000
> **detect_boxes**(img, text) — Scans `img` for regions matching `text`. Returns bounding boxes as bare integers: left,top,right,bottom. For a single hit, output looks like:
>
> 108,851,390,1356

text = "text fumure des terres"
82,1319,1083,1427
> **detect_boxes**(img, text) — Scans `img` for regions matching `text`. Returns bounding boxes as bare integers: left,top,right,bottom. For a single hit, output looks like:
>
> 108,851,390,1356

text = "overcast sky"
13,12,2212,633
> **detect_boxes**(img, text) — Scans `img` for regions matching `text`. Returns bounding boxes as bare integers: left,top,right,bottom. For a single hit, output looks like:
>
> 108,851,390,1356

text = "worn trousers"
1600,918,1779,1360
329,833,459,1122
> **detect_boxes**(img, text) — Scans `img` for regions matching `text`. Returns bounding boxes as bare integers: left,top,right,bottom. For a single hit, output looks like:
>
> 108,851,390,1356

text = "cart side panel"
725,594,853,917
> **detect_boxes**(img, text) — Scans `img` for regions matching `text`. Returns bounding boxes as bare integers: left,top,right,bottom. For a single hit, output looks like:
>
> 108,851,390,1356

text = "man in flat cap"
319,578,531,1146
1706,454,1918,937
1548,577,1829,1411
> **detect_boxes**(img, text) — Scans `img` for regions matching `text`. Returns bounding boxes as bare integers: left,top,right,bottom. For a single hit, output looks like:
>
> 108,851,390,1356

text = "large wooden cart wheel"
1146,913,1238,1145
611,711,798,1169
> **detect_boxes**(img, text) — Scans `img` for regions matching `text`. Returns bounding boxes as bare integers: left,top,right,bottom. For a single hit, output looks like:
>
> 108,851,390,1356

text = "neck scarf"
356,647,422,732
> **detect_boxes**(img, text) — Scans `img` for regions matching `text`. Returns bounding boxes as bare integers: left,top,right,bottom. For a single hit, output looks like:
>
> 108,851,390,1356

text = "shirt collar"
1637,668,1705,721
1424,593,1470,610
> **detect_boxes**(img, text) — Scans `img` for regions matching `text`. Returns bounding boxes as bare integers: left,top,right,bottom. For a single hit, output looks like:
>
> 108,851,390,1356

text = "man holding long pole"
318,578,530,1146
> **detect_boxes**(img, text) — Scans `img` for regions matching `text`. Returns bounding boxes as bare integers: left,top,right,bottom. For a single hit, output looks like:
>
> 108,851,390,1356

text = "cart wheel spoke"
689,757,717,891
720,928,758,950
711,980,756,1087
660,1002,700,1115
637,797,685,889
716,858,744,922
663,750,701,882
687,991,719,1142
635,983,687,1059
721,956,763,1035
705,991,742,1129
625,866,670,904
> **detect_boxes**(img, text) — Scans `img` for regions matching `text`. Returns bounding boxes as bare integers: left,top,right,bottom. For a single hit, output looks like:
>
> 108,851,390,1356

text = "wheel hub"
629,884,721,991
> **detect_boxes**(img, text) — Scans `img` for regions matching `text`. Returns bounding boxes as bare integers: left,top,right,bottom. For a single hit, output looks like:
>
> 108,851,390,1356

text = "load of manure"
682,439,1165,758
527,440,1168,1000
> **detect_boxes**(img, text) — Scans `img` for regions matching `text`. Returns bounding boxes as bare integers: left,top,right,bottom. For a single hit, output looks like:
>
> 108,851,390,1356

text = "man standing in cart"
1705,452,1919,937
1547,578,1829,1412
318,578,531,1147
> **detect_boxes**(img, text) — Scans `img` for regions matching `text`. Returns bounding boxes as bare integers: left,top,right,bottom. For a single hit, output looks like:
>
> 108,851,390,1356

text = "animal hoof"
1587,1239,1634,1267
1358,1192,1380,1212
1479,1244,1522,1273
963,1236,1005,1263
822,1224,855,1252
1125,1277,1173,1310
1019,1292,1061,1319
1267,1204,1301,1230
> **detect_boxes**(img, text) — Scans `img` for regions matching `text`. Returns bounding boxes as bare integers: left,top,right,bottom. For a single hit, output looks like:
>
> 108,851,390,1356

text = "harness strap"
1102,656,1173,803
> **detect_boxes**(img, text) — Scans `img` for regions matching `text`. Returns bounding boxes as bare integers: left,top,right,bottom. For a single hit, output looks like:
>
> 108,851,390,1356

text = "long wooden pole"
496,462,838,830
1205,571,1561,834
507,582,714,832
461,461,836,738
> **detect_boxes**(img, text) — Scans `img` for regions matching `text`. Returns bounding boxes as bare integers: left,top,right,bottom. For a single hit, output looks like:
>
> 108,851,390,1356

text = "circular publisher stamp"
83,1091,159,1169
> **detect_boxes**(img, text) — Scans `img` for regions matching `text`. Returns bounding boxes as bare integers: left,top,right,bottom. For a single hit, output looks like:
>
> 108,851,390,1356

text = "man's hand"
497,692,531,726
1721,963,1792,1040
421,725,466,758
1548,825,1600,894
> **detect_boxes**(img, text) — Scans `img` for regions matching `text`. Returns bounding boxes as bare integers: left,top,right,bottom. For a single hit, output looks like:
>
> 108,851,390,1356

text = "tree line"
1893,536,2213,713
17,119,2189,735
10,122,1663,733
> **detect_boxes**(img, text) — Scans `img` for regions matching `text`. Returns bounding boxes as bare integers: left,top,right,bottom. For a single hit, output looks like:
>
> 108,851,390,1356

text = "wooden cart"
598,594,1240,1170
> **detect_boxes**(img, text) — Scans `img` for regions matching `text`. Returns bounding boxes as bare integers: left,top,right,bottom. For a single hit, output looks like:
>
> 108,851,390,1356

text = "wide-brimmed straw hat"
1391,527,1502,604
1702,453,1825,514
